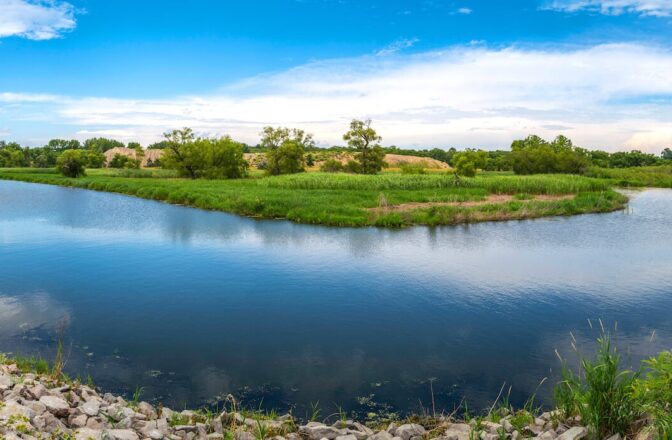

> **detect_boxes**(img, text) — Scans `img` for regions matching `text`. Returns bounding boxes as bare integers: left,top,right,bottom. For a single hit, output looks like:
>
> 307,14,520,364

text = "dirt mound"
384,154,450,169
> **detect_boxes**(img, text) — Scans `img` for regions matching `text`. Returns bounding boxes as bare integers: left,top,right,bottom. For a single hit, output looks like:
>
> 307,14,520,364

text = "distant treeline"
2,126,672,176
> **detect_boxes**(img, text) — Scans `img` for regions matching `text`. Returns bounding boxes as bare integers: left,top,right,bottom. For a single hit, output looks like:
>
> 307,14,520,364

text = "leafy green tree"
56,149,86,177
0,142,29,167
161,127,197,178
109,153,139,169
161,129,248,179
84,150,106,168
260,127,313,175
306,153,315,167
608,150,661,168
84,137,125,153
662,148,672,161
511,135,589,175
343,119,386,174
127,142,142,149
48,139,82,152
454,155,476,177
203,137,248,179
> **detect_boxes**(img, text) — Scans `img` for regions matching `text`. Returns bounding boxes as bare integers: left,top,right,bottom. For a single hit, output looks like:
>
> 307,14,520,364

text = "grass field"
0,167,632,227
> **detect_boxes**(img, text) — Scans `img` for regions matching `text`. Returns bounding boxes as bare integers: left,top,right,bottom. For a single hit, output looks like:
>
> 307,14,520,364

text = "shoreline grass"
0,168,629,227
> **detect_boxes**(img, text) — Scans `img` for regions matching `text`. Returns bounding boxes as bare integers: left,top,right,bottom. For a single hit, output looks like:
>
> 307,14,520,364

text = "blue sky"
1,0,672,150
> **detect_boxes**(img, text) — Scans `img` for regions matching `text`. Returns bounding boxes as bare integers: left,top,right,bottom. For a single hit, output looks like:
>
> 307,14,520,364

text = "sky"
1,0,671,151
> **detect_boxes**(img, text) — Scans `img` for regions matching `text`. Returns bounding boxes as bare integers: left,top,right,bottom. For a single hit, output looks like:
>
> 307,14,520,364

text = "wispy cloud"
375,38,419,56
545,0,672,17
456,7,473,14
0,0,77,40
2,43,672,151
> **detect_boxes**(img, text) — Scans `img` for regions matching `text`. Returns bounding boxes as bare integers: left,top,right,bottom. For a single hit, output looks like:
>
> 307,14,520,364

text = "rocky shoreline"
0,362,627,440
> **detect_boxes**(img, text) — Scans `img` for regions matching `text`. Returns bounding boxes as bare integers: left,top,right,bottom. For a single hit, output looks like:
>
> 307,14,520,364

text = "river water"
1,180,671,417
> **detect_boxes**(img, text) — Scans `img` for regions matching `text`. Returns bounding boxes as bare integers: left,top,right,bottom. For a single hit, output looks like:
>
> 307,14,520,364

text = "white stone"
75,428,103,440
556,427,588,440
39,395,71,417
395,424,425,440
108,429,140,440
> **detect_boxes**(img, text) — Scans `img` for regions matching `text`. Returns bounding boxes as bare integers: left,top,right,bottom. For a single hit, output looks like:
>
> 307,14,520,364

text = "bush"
320,158,344,173
399,162,427,174
56,150,86,177
266,140,305,175
109,153,139,169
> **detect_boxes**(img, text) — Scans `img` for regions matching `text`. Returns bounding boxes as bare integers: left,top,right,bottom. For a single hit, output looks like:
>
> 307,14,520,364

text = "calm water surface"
1,180,671,416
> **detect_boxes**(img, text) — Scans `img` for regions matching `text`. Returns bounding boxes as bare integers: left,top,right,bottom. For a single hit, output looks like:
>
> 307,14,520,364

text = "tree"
0,142,29,167
161,127,197,178
84,137,125,153
56,150,86,177
127,142,142,149
204,137,248,179
109,153,139,169
84,150,106,168
48,139,81,152
161,129,248,179
343,119,386,174
260,127,313,175
510,135,589,175
662,148,672,161
266,140,306,175
452,149,489,177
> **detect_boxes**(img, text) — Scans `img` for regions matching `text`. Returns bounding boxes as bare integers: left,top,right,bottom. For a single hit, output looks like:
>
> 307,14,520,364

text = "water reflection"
1,181,671,415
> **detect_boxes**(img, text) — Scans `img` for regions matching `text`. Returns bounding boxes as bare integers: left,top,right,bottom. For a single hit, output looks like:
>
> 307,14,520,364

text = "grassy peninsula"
0,168,629,227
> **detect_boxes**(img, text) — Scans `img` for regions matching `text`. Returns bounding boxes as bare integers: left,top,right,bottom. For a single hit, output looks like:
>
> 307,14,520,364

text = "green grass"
585,165,672,188
0,168,627,227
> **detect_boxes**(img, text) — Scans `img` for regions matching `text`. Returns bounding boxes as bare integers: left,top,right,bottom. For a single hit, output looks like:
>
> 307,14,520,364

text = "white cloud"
545,0,672,16
2,43,672,152
375,37,419,56
0,0,76,40
456,7,473,14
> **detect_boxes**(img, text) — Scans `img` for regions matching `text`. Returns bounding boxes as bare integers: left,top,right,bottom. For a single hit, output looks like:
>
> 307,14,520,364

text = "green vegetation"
586,165,672,188
56,149,87,178
161,128,249,179
260,126,313,175
0,168,627,227
554,330,672,439
342,119,387,174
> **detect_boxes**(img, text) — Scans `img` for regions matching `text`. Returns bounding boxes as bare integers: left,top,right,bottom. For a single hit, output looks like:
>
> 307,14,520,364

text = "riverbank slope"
0,169,627,227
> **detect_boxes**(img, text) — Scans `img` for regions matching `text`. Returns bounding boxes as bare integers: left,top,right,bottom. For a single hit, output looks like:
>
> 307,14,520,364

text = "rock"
211,417,223,434
26,400,47,415
502,420,513,433
443,431,470,440
479,434,498,440
148,429,165,440
39,395,71,417
447,424,471,433
138,402,158,419
511,431,522,440
395,424,425,440
82,400,102,416
108,429,140,440
207,435,224,440
234,430,256,440
481,422,502,435
539,431,557,440
87,417,106,429
0,373,11,390
75,428,103,440
605,435,622,440
335,435,357,440
175,426,198,433
386,423,398,435
25,383,47,400
0,400,34,419
634,430,656,440
370,432,394,440
299,423,344,440
556,427,588,440
70,413,89,428
33,413,66,433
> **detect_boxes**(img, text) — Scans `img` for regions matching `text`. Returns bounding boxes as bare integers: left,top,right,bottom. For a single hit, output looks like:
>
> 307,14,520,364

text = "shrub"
399,162,427,174
56,149,86,177
320,158,344,173
266,140,305,175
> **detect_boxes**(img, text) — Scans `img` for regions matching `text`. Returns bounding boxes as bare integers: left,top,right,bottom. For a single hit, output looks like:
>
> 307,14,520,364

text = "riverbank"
0,360,599,440
0,169,627,227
